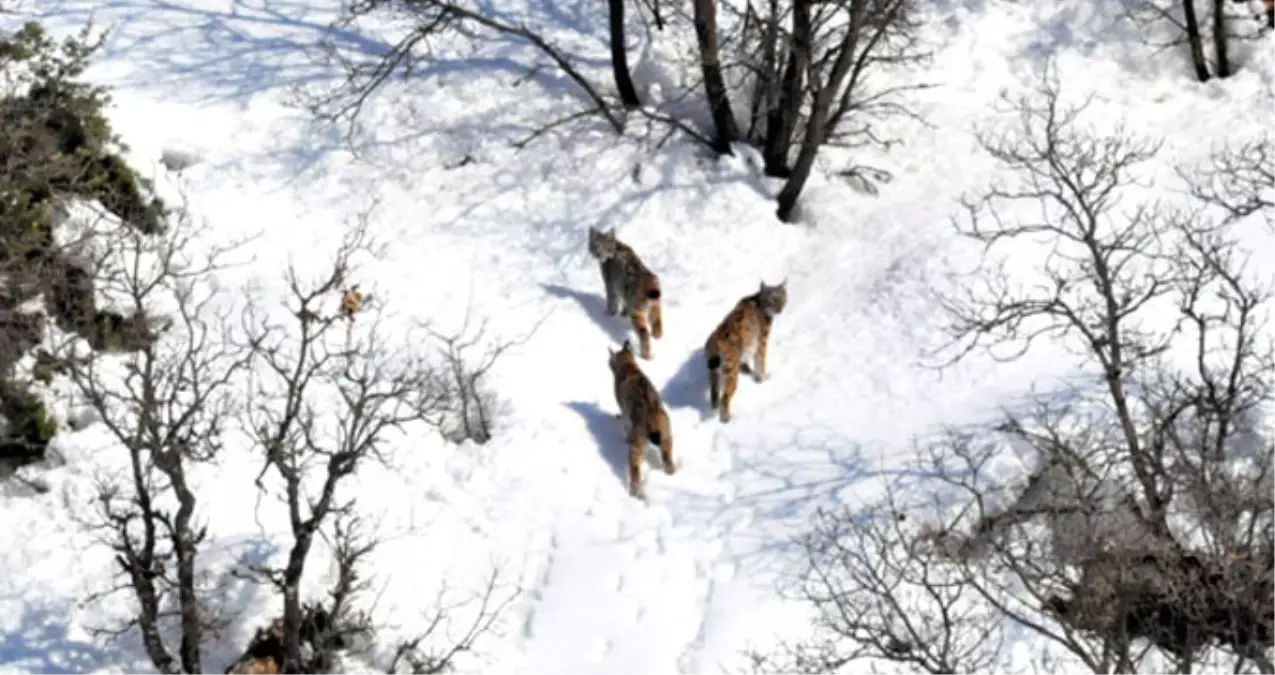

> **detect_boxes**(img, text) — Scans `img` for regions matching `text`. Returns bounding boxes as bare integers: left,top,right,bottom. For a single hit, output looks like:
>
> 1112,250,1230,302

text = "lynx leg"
601,262,622,316
657,413,675,474
649,300,664,340
753,332,770,383
601,260,622,316
720,364,740,423
604,282,619,317
628,434,645,498
707,353,721,409
630,308,652,359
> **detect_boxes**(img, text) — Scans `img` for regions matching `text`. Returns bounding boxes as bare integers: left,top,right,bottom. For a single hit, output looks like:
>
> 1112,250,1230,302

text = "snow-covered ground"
2,0,1272,670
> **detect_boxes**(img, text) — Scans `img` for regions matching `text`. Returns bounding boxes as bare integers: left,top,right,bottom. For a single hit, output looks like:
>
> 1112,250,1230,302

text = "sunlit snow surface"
2,0,1272,671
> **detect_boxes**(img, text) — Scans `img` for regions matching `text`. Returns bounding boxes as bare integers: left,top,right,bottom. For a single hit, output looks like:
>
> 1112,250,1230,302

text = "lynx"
588,226,663,359
608,340,675,498
704,279,788,423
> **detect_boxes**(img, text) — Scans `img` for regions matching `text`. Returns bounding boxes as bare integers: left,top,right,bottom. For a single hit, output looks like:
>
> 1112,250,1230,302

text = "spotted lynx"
588,226,663,359
609,340,676,499
704,280,788,423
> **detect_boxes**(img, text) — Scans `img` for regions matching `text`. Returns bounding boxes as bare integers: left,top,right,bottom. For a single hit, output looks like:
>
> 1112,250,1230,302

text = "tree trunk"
745,0,780,144
776,0,864,222
1211,0,1231,77
762,0,810,178
1183,0,1212,81
170,462,204,675
281,532,312,672
774,97,827,222
691,0,740,154
608,0,642,108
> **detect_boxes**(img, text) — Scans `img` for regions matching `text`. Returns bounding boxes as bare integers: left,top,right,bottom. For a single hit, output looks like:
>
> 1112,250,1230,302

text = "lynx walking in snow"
704,279,788,423
609,340,676,499
588,226,664,359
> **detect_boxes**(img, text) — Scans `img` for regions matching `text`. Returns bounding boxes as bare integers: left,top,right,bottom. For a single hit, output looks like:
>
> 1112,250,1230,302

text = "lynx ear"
780,276,788,288
622,339,632,352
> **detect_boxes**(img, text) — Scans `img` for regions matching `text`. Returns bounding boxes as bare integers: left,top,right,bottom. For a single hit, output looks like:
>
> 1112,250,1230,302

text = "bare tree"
53,194,257,674
1124,0,1268,81
740,0,807,175
751,495,1006,674
931,63,1273,671
385,567,521,674
421,311,527,445
234,215,430,671
727,0,775,146
298,0,626,151
1179,137,1274,229
230,208,521,672
767,0,929,222
692,0,742,153
1124,0,1214,81
762,66,1273,673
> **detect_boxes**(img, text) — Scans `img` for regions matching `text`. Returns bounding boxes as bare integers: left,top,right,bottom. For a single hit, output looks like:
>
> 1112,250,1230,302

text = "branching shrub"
763,66,1274,674
231,207,520,672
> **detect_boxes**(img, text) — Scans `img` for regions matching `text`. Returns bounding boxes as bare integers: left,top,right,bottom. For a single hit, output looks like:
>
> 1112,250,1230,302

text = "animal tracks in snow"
519,290,778,672
518,532,560,640
514,472,743,673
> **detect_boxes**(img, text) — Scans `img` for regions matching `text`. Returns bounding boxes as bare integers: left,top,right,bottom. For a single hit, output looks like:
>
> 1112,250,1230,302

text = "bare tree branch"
56,188,258,674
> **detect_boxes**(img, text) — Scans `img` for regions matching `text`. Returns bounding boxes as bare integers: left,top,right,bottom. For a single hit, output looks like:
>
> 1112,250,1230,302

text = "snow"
2,0,1273,671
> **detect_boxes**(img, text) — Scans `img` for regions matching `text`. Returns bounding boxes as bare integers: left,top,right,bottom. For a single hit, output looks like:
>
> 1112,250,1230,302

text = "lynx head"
588,226,618,261
608,339,637,373
756,278,788,317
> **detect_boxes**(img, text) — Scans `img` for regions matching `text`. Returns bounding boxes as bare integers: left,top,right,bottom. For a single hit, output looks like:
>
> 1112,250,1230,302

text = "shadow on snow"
563,400,629,492
541,283,632,347
660,345,714,421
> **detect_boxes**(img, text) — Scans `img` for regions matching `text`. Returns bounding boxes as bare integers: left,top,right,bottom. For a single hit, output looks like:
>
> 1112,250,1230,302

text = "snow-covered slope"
2,0,1272,671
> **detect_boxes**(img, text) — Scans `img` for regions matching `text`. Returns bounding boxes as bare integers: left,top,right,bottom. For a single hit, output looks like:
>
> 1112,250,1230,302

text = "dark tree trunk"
1212,0,1231,77
774,97,827,222
762,0,810,178
692,0,740,154
1183,0,1212,81
745,0,780,144
608,0,642,108
170,462,204,675
281,531,313,672
776,0,864,222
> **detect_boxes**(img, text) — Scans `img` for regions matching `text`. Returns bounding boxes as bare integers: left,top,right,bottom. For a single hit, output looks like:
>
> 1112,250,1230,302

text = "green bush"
0,381,58,467
1,19,168,471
